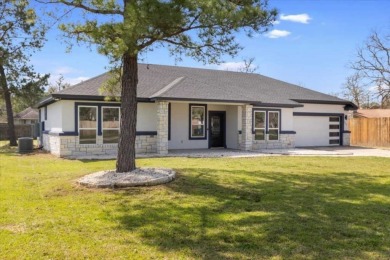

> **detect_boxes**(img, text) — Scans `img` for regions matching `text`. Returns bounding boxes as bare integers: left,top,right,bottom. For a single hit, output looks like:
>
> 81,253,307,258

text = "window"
102,107,120,144
329,125,339,129
329,117,340,122
254,111,266,140
329,139,340,145
190,104,206,138
329,132,340,137
79,106,97,144
268,111,279,141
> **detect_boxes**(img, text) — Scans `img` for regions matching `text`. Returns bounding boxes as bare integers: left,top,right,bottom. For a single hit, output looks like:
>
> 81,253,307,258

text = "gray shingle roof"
14,107,39,120
48,63,354,108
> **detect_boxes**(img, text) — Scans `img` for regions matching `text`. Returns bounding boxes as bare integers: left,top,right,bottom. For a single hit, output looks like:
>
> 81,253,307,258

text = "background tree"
341,73,368,108
47,74,70,94
238,57,259,73
0,0,46,146
12,74,49,113
351,30,390,108
43,0,277,172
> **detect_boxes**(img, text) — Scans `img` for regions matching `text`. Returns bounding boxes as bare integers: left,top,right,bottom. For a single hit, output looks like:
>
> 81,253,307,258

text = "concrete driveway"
259,146,390,157
165,146,390,158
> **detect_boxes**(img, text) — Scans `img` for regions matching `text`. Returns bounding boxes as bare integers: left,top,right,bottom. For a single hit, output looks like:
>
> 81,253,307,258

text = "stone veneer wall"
343,133,350,146
240,105,253,150
156,101,169,155
42,133,157,158
252,134,295,150
238,133,295,150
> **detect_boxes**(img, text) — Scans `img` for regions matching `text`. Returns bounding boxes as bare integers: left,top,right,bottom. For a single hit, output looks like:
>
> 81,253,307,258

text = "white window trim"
101,106,121,144
190,105,206,138
78,105,98,144
268,111,279,141
254,111,266,141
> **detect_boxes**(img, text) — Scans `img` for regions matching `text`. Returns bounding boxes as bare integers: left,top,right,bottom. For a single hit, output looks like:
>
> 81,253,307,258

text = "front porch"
157,101,295,155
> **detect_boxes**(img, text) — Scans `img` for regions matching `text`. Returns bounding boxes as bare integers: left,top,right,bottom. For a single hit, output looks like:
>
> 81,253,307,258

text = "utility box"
18,137,33,154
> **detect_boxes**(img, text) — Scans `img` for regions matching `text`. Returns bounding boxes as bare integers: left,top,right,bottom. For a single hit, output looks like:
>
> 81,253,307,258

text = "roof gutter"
152,97,303,108
36,94,154,108
36,96,57,108
291,99,358,110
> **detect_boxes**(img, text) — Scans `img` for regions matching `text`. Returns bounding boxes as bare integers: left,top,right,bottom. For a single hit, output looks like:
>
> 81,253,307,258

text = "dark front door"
209,111,226,148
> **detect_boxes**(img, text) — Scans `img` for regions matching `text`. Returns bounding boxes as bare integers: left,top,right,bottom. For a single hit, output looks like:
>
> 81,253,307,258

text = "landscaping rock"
77,168,175,188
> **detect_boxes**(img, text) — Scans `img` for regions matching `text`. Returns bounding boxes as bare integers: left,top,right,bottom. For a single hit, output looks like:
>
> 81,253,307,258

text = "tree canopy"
0,0,47,145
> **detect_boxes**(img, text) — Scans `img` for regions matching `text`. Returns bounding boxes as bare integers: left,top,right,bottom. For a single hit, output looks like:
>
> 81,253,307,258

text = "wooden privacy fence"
348,117,390,147
0,123,39,140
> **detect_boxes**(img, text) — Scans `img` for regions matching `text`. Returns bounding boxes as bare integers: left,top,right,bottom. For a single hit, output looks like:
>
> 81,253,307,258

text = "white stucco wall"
294,103,345,114
225,106,239,149
281,108,294,131
137,103,157,131
44,100,158,133
61,100,76,131
45,101,62,132
237,106,242,131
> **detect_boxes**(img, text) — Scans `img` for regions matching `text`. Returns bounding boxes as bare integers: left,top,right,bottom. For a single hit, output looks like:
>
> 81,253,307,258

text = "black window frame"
101,106,121,144
78,105,98,144
268,111,280,141
252,108,281,141
189,104,207,140
253,110,266,141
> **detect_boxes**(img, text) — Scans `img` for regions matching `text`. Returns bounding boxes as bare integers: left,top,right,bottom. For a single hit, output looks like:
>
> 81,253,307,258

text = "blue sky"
31,0,390,95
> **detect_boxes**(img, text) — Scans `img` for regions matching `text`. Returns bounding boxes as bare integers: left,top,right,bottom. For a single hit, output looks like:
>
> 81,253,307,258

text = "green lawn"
1,144,390,259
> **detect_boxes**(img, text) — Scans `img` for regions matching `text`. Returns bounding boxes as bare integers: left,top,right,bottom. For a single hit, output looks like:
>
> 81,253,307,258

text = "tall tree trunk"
0,64,17,146
116,53,138,172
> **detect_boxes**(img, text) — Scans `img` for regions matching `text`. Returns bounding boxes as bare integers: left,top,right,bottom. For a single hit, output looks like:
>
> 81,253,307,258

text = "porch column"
157,101,169,155
241,104,253,151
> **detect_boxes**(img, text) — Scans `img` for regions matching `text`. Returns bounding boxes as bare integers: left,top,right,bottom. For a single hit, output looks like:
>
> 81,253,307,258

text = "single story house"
14,107,39,125
353,109,390,118
37,64,357,158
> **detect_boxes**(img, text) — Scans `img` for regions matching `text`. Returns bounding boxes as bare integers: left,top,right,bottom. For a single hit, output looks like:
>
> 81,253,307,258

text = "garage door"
294,116,341,147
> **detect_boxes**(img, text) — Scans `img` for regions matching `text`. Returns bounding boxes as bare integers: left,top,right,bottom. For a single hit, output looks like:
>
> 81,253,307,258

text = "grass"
1,143,390,259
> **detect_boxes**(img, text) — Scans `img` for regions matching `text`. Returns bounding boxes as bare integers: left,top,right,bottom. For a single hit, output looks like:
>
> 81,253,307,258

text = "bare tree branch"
351,30,390,108
36,0,123,15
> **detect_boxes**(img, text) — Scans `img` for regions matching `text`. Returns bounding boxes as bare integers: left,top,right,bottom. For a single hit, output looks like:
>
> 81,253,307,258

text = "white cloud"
265,29,291,39
67,76,90,85
272,20,281,25
218,61,246,71
280,13,312,24
216,61,257,72
54,66,76,75
48,74,89,86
